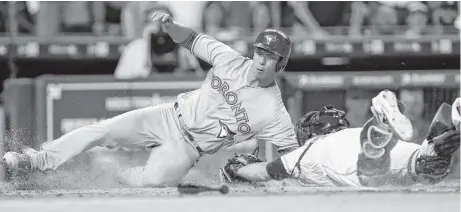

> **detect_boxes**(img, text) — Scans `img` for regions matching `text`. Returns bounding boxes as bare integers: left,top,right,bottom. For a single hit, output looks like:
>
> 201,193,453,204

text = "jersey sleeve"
266,157,291,180
257,111,299,154
280,145,309,176
190,34,242,67
114,39,150,79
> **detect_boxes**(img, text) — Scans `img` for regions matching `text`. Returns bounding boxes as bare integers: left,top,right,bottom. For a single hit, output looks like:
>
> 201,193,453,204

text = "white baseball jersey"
280,128,420,186
176,34,298,154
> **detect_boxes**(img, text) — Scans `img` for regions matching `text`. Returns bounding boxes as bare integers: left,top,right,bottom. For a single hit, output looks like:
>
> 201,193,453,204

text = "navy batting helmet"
296,105,349,146
253,29,292,71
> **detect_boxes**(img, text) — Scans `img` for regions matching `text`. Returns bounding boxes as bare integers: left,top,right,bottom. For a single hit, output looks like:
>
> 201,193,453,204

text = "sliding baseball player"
2,12,299,187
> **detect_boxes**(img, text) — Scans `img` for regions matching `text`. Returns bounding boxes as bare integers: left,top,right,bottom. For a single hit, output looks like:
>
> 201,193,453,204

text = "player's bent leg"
357,90,414,186
370,90,413,141
364,99,461,186
2,117,115,174
408,102,460,184
3,104,168,175
381,141,420,185
116,136,200,187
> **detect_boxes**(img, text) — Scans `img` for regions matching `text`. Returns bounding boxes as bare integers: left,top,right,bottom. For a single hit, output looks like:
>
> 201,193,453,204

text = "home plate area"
0,147,459,212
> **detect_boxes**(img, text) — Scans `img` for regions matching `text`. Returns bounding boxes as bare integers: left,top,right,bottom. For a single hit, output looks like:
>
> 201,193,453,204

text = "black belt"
174,102,204,156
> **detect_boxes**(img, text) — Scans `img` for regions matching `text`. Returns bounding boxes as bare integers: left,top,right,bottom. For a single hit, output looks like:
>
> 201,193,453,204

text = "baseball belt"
174,102,204,157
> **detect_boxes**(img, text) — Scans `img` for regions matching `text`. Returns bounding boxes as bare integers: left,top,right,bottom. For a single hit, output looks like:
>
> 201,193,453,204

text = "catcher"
221,90,461,186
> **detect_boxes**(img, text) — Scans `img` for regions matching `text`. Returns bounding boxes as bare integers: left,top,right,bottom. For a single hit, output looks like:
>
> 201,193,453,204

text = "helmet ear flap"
276,65,285,72
276,57,288,72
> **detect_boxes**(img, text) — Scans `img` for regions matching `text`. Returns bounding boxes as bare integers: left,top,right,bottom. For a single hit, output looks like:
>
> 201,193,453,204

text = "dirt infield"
0,178,459,212
0,149,459,212
0,186,459,212
0,173,459,212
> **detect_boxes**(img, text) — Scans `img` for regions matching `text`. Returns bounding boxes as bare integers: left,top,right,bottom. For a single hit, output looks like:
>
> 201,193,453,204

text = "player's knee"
140,170,179,187
140,177,165,187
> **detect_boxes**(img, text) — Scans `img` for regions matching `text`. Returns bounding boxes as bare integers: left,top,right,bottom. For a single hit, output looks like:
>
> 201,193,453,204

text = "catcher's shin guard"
356,118,394,186
412,102,460,184
357,90,413,186
360,90,412,159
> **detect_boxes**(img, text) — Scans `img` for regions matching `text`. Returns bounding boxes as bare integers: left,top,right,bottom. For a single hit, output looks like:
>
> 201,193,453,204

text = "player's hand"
150,12,173,28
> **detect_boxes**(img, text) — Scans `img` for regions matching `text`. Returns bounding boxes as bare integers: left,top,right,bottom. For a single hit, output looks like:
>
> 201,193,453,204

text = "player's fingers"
151,13,162,22
161,15,170,23
149,12,156,20
151,14,158,22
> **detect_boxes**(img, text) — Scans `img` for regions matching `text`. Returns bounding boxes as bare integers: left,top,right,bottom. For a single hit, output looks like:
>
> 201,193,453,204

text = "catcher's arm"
220,147,296,183
236,162,271,182
237,158,291,182
237,143,314,182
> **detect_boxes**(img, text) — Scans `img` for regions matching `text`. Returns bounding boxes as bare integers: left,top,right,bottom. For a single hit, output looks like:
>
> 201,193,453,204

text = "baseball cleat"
2,151,33,173
371,90,413,141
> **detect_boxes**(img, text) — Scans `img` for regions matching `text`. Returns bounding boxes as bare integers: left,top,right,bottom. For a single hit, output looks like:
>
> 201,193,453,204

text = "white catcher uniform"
281,128,420,186
274,95,460,187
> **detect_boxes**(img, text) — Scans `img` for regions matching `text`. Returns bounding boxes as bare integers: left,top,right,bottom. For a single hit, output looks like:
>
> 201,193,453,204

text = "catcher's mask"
296,105,349,146
253,29,292,72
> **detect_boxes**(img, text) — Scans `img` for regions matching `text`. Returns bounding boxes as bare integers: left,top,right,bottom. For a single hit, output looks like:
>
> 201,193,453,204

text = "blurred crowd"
1,1,457,78
0,1,459,39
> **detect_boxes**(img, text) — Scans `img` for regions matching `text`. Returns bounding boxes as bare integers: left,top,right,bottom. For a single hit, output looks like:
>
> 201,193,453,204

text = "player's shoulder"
264,81,285,105
333,128,362,137
308,128,361,145
226,56,253,71
213,57,253,80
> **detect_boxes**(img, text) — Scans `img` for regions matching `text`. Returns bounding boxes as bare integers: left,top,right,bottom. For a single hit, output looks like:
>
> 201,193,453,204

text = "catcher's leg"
358,98,461,186
407,100,460,184
2,104,170,175
357,90,414,186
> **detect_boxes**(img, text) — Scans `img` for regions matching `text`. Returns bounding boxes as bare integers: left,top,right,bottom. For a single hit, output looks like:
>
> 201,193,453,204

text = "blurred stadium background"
0,1,459,186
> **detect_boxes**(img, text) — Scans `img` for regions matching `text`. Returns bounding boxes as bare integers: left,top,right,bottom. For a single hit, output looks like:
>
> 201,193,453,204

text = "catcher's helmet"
253,29,292,71
296,105,349,146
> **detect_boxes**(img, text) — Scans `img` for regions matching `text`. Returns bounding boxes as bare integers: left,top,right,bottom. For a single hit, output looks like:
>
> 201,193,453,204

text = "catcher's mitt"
219,147,263,184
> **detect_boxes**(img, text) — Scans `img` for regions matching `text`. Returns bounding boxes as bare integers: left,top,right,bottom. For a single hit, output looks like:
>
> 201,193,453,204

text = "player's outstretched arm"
237,158,292,182
236,162,272,182
151,12,242,68
151,12,198,49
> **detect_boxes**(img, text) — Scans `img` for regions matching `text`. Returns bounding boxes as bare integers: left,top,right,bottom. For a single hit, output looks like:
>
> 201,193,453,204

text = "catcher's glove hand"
219,147,263,184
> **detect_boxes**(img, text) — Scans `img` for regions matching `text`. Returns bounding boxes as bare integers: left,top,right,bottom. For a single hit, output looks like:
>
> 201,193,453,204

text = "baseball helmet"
296,105,350,146
253,29,292,71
